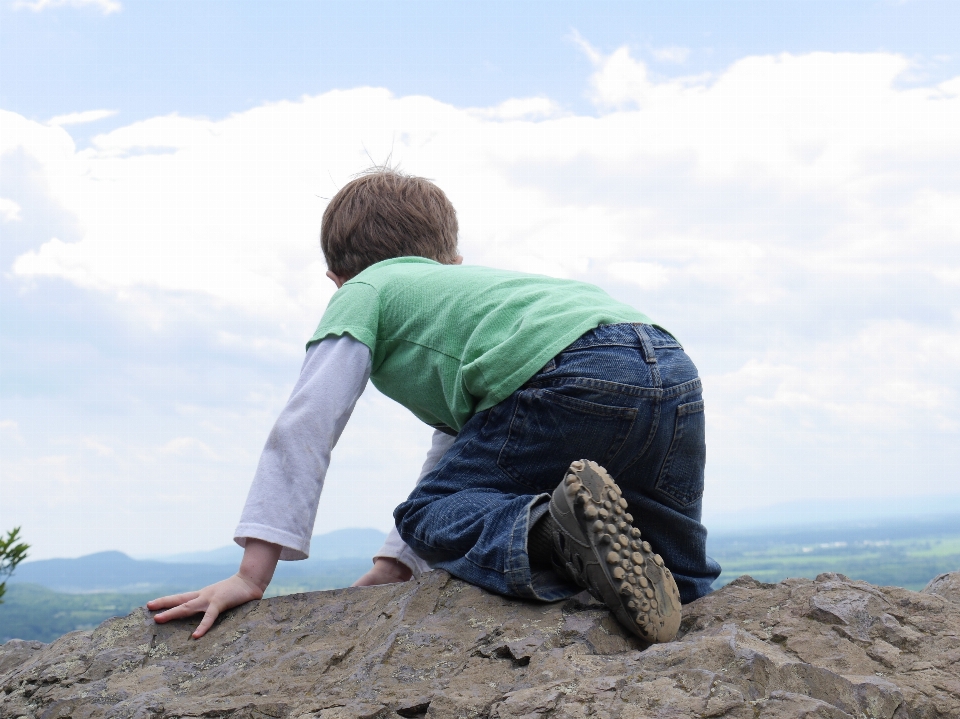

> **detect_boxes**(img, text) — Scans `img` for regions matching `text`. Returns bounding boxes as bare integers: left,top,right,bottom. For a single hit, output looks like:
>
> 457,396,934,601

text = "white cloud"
709,320,960,430
606,261,671,291
13,0,120,14
4,47,960,554
47,109,118,126
160,437,218,459
5,53,959,389
1,110,85,220
0,197,21,222
469,96,562,121
573,33,652,109
651,46,690,64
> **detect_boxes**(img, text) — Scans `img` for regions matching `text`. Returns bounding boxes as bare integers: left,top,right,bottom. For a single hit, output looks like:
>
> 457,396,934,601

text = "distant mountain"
9,552,235,594
149,527,389,565
15,510,960,596
9,528,388,594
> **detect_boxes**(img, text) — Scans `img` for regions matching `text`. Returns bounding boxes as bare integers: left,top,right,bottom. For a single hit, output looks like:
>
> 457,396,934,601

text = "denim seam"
562,339,651,352
661,377,702,400
632,323,658,365
622,397,662,475
497,390,525,483
538,389,643,418
504,503,532,597
530,377,664,398
655,402,705,507
649,323,683,348
604,407,641,470
637,325,663,386
563,328,673,352
678,400,705,416
435,546,520,575
619,324,664,473
504,494,550,599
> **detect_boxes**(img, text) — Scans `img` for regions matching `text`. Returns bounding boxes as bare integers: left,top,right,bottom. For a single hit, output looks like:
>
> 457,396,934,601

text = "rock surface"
1,570,959,718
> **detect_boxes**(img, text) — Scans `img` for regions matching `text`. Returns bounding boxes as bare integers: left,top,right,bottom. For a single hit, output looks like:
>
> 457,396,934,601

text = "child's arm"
148,336,371,636
353,429,456,586
233,335,372,558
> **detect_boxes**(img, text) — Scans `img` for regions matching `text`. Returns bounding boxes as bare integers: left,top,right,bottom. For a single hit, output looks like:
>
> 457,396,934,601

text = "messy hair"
321,168,459,279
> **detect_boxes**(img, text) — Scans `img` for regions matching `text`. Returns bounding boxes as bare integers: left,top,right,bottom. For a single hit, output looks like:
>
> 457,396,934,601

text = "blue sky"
2,0,960,560
5,1,960,138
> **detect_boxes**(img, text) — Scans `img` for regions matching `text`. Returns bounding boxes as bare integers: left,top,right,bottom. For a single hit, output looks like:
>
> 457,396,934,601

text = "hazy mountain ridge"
9,528,387,593
144,527,389,566
11,511,960,594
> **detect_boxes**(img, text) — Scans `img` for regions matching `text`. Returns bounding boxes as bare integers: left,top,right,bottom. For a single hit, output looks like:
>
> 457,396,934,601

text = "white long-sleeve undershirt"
234,335,451,576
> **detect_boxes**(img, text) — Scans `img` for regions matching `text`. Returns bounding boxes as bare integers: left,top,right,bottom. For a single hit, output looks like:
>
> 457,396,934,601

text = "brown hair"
321,168,459,278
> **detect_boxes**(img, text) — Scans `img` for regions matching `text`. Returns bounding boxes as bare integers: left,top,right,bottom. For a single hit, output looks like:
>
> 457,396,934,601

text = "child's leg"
393,411,573,602
394,324,720,604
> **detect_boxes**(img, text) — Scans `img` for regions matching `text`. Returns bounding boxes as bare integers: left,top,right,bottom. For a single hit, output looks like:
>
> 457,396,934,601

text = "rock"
1,569,959,718
923,572,960,604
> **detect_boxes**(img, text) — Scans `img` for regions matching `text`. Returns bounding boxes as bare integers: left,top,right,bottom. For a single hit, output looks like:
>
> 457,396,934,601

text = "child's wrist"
235,571,268,597
238,538,282,591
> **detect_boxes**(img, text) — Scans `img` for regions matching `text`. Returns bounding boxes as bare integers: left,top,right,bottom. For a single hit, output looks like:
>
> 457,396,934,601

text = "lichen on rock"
1,569,959,718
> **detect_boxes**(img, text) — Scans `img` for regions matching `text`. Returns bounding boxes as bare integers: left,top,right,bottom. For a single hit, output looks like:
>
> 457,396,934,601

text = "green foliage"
0,567,370,643
0,527,29,605
0,584,160,643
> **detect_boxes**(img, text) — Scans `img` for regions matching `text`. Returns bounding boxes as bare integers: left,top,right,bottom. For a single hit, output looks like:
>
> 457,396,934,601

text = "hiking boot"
547,459,682,643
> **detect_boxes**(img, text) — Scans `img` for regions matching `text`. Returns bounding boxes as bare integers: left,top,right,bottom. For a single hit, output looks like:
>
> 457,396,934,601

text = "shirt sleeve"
234,335,372,560
307,281,381,355
371,429,457,577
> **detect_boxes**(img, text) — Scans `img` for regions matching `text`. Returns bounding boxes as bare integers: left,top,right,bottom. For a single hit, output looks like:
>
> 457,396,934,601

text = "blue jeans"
394,323,721,604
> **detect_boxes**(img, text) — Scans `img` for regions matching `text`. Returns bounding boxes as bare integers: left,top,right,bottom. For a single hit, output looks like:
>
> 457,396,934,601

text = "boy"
149,169,721,643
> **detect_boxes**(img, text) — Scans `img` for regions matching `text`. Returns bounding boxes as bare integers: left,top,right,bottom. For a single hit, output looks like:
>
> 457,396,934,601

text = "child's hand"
147,573,265,639
352,557,413,586
147,538,281,638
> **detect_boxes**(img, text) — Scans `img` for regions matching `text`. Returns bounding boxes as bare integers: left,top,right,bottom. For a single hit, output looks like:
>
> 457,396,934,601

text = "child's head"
321,168,459,280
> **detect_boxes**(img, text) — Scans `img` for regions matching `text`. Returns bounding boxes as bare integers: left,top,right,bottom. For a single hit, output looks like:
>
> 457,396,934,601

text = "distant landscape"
710,512,960,590
2,515,959,644
0,528,387,643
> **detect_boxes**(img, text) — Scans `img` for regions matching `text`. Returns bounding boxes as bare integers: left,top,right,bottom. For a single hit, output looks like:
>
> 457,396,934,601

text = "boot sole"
549,460,682,643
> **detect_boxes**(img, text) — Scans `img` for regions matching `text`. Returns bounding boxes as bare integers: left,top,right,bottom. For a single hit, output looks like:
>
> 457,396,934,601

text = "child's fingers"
147,591,201,610
191,607,220,639
151,598,208,624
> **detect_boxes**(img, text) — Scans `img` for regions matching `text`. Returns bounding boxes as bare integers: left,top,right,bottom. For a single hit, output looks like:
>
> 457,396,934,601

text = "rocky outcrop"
1,569,959,718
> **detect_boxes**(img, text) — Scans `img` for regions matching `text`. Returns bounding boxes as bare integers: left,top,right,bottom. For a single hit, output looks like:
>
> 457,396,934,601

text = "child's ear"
453,255,463,265
326,270,348,289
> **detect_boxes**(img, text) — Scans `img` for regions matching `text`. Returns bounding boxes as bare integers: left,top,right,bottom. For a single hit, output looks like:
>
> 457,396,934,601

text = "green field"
711,524,960,591
0,584,161,643
0,563,372,644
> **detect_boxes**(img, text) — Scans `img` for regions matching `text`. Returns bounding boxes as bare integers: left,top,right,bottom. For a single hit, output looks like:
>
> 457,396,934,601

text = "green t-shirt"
308,258,653,432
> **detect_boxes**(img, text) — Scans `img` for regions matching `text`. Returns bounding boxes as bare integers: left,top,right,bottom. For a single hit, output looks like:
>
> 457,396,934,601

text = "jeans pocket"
497,387,637,492
654,399,705,507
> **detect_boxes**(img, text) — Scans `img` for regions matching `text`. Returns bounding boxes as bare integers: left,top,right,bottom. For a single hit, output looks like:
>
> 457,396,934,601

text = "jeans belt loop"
632,323,658,365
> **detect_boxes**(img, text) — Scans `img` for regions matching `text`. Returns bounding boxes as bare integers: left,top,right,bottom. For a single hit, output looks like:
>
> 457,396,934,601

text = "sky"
2,0,960,561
